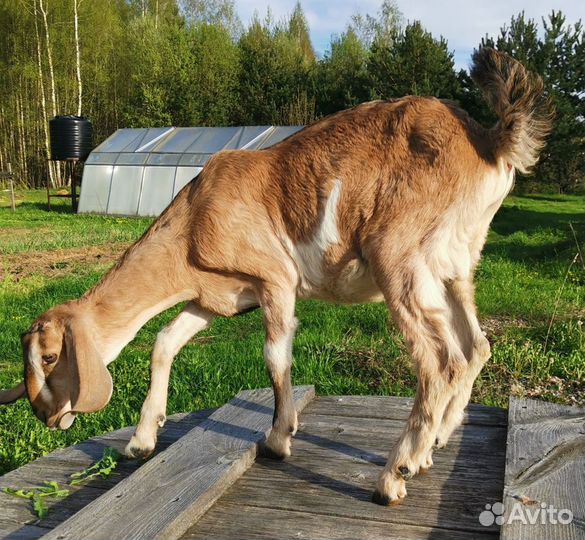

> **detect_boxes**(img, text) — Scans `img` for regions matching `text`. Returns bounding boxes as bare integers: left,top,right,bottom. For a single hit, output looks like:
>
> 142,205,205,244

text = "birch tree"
73,0,82,116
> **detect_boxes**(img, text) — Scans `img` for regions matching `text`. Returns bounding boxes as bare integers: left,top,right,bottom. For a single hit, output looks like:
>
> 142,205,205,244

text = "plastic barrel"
49,116,93,161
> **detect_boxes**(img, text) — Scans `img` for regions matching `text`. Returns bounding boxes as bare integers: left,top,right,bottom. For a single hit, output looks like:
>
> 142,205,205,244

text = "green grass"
0,189,583,474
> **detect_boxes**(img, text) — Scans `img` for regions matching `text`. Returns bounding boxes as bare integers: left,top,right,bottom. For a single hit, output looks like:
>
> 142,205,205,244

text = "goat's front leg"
125,302,214,458
258,284,298,460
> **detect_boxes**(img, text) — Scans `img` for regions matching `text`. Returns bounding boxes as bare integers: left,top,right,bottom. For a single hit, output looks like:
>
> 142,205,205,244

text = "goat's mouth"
47,410,77,430
57,411,77,430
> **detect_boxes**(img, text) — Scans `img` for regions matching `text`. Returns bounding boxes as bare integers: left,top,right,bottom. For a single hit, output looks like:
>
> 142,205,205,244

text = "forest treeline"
0,0,583,191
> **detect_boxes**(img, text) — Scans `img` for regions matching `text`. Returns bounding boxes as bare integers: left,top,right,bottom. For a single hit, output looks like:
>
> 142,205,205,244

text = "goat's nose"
36,409,48,424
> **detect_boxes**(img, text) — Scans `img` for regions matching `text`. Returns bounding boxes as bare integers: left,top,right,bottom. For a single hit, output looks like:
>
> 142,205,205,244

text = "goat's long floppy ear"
0,382,26,404
65,320,113,413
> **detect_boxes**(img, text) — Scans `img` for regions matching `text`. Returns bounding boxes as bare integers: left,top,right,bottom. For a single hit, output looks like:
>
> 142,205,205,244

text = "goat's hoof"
125,435,155,459
421,449,433,471
372,490,391,505
434,436,447,449
258,442,287,461
372,479,407,505
375,473,407,504
260,430,292,460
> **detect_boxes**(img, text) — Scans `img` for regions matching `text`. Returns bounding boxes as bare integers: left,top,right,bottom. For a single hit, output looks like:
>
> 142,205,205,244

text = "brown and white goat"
1,48,551,503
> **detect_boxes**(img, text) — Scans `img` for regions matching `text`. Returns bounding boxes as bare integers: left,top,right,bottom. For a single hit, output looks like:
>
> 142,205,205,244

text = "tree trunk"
39,0,62,186
74,0,82,116
33,0,55,188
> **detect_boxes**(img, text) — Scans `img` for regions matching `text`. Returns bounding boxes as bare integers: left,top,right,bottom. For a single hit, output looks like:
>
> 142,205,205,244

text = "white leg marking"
126,303,214,458
263,318,298,375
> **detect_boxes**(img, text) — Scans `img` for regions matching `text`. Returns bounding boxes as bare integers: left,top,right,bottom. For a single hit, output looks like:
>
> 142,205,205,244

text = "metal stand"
47,159,82,212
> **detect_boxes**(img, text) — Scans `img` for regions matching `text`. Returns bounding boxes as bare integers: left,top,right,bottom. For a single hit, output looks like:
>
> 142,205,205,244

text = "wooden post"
47,159,51,211
8,162,15,211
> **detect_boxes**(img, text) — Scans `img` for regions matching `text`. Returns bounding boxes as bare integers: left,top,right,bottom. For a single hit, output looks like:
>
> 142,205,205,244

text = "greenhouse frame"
78,126,303,217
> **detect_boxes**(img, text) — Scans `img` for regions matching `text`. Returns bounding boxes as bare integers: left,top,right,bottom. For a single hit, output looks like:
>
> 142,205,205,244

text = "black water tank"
49,115,93,160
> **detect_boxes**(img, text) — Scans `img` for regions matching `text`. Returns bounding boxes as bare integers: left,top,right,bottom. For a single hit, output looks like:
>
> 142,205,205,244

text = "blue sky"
235,0,583,70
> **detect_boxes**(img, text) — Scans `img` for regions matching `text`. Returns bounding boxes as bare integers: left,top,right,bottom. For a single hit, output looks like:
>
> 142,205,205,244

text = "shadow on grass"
486,206,583,263
26,201,75,214
491,206,583,237
516,194,580,203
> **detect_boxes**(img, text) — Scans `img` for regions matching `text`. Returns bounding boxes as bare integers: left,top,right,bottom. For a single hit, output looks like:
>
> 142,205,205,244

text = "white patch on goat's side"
315,179,342,248
263,318,298,374
283,180,342,295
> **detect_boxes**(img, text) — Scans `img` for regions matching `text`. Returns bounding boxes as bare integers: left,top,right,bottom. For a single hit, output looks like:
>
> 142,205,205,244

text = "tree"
73,0,82,116
349,0,402,49
236,7,316,125
536,12,584,191
316,29,370,116
185,22,239,126
368,21,460,100
288,1,315,65
179,0,242,38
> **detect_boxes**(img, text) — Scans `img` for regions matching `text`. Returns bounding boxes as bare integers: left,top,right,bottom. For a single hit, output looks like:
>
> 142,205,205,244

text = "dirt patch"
1,243,131,281
480,316,531,338
0,226,54,239
511,377,585,407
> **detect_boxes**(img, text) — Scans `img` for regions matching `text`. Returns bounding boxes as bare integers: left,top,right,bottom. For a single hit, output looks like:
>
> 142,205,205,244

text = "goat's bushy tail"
470,47,553,174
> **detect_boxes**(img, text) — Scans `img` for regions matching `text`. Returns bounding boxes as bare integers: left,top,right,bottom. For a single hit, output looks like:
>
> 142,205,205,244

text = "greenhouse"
78,126,303,217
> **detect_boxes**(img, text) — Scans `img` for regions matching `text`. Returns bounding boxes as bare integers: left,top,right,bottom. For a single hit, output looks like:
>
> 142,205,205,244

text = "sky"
234,0,583,70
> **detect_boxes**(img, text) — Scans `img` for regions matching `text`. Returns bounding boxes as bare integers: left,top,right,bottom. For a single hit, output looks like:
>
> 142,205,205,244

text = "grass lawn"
0,189,583,475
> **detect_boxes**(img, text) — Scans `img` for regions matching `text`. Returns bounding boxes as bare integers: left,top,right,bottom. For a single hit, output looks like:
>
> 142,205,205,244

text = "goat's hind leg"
434,279,491,449
373,264,467,504
125,302,214,458
258,284,298,460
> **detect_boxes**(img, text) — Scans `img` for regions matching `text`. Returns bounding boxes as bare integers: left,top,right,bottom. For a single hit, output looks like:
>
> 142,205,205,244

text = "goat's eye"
41,354,57,365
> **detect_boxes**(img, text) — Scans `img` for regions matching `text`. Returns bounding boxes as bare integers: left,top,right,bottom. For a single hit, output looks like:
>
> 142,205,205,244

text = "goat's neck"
79,220,195,365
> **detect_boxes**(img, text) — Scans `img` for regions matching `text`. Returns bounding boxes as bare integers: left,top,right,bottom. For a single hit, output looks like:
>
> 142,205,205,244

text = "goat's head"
0,305,113,429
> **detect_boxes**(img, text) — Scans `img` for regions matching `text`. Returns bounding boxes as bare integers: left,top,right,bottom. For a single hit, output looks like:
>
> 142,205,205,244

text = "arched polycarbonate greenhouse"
78,126,303,217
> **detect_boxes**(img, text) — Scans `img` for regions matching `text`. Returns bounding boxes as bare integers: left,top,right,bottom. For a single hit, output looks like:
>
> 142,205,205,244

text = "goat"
1,48,551,503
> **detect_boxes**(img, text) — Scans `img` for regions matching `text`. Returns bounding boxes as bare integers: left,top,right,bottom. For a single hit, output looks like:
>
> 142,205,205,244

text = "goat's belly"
298,257,384,304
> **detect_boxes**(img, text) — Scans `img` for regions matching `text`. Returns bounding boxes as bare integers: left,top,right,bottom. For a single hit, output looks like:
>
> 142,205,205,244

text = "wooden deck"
184,394,507,540
0,389,583,540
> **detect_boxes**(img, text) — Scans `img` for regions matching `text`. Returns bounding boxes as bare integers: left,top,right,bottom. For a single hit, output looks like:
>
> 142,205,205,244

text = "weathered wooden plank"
298,413,507,458
41,386,315,540
0,409,215,540
289,424,507,479
184,503,499,540
309,395,508,426
186,399,506,538
197,455,504,533
501,397,585,540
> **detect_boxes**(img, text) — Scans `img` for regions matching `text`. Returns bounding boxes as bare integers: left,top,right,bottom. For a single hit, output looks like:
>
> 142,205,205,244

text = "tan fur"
1,49,551,503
